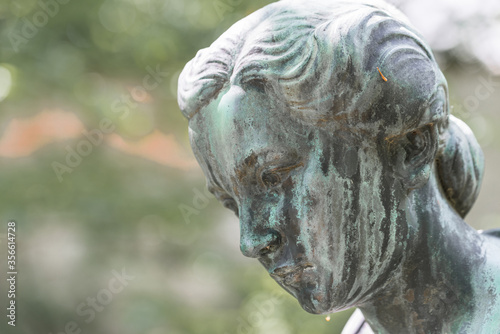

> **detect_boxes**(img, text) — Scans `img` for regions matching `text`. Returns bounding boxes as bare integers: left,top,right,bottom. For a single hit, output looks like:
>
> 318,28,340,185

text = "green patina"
178,0,500,332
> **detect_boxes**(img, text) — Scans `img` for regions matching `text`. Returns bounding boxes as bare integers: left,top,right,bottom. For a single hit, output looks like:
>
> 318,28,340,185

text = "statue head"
177,0,484,315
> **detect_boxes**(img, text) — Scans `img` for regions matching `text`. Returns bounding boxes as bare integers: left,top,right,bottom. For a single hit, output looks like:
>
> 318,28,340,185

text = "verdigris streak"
177,0,500,332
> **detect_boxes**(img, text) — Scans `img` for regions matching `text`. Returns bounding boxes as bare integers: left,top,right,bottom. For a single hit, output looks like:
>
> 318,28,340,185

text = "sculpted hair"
177,0,484,217
437,116,484,217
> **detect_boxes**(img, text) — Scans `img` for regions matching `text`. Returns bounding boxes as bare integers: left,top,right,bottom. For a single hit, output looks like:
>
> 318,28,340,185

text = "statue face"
189,82,407,314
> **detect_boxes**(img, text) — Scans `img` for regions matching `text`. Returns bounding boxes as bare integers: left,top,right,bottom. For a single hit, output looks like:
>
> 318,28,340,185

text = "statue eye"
222,198,239,217
261,172,281,187
260,162,303,189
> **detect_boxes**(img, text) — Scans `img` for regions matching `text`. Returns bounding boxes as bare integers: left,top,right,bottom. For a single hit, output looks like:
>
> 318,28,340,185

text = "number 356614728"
7,221,16,270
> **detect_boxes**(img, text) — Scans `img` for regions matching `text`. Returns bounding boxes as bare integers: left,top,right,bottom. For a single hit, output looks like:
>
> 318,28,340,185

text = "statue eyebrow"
268,161,304,173
238,149,275,169
237,150,302,172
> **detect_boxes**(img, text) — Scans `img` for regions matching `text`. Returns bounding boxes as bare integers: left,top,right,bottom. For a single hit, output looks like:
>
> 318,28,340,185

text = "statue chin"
273,277,327,314
297,290,349,315
299,273,376,316
290,281,350,315
272,264,361,315
298,297,331,315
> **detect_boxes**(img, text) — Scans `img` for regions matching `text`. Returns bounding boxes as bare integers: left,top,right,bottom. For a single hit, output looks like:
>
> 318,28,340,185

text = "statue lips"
270,263,315,290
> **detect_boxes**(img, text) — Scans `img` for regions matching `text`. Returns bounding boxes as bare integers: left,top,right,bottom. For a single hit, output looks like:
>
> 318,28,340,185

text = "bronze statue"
177,0,500,332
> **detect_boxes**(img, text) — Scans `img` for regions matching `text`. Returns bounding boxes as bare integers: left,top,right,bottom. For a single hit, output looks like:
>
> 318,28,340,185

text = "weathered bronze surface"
177,0,500,332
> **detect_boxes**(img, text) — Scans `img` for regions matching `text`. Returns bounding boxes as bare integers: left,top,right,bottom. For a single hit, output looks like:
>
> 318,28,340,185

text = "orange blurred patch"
127,85,153,103
106,130,198,170
0,110,84,157
0,110,197,171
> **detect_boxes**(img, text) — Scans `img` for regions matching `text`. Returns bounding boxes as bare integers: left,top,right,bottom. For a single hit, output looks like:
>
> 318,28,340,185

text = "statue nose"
240,228,282,258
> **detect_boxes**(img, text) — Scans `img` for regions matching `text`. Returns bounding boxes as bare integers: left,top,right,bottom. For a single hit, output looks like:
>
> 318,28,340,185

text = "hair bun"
437,115,484,218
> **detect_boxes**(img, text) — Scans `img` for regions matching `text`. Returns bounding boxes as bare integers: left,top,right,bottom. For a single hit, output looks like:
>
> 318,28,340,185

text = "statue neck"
359,170,496,333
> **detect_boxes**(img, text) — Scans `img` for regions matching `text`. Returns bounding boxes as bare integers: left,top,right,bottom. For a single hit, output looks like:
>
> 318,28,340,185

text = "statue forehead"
189,85,310,164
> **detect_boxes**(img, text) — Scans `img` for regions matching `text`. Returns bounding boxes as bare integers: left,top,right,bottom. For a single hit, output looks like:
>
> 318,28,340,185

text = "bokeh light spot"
0,65,13,102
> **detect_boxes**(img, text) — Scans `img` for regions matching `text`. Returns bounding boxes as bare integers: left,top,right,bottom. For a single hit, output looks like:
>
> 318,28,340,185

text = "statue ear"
392,124,439,190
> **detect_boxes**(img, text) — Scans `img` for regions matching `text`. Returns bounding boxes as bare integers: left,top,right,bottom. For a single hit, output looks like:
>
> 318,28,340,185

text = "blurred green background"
0,0,499,333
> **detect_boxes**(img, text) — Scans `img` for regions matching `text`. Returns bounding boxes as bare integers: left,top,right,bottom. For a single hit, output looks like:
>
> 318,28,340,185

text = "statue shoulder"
341,309,374,334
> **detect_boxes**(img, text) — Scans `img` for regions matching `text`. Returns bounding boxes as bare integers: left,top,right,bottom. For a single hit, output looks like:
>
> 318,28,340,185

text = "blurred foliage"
0,0,270,140
0,0,499,334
